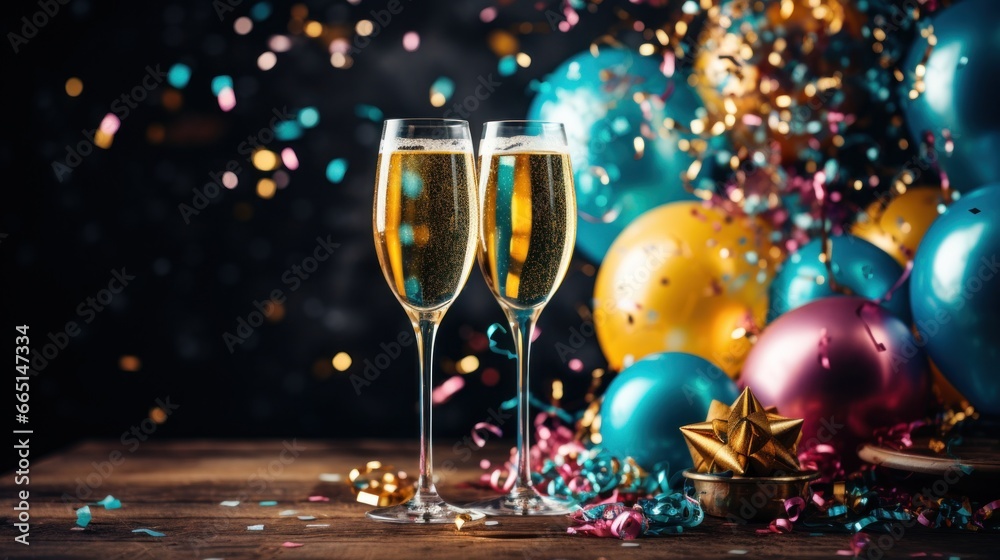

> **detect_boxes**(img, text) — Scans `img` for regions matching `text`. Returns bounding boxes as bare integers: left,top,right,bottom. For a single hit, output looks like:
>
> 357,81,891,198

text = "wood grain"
2,440,998,559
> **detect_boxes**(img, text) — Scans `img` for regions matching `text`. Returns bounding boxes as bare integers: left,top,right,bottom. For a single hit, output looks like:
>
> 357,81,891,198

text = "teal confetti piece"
259,500,278,507
92,495,121,509
250,2,272,21
167,63,191,89
132,528,166,537
486,323,516,359
430,76,455,102
76,505,92,528
498,56,517,77
326,158,348,183
210,75,233,96
274,120,302,141
298,107,320,128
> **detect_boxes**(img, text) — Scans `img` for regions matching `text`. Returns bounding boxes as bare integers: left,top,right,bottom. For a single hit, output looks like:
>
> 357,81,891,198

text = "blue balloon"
902,0,1000,193
768,235,911,323
599,352,740,470
528,47,728,263
911,185,1000,415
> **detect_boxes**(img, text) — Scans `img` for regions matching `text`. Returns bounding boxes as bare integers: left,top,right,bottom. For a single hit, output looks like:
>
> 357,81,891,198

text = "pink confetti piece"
308,495,329,502
402,31,420,52
99,113,121,135
472,421,503,448
432,375,465,405
283,542,304,548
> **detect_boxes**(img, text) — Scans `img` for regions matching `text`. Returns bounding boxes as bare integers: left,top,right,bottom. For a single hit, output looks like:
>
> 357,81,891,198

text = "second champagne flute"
473,121,577,515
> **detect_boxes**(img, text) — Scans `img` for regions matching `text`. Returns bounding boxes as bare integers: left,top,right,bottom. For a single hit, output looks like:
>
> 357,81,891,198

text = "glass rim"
483,120,565,127
383,118,469,127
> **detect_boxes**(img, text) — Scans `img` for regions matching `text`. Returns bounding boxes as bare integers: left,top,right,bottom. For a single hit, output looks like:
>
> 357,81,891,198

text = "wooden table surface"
3,440,999,559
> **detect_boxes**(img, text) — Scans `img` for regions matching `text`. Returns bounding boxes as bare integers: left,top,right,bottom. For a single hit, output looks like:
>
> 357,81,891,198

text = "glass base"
366,494,485,524
467,488,574,516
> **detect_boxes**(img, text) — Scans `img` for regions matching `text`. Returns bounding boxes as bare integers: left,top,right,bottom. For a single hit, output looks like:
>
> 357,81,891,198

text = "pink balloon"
740,297,929,466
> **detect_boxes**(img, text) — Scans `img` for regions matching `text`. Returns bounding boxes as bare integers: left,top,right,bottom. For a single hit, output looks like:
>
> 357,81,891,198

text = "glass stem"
511,311,537,492
413,313,440,496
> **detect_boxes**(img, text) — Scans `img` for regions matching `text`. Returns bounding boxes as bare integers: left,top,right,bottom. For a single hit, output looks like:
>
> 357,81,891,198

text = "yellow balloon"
852,187,944,265
593,202,779,378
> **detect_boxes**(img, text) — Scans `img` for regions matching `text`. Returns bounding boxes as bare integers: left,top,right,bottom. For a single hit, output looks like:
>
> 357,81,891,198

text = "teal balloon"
528,47,727,263
599,352,739,471
768,235,910,323
902,0,1000,193
911,185,1000,415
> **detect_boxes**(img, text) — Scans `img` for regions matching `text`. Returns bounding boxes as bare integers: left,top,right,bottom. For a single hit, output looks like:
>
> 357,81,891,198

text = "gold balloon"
593,202,779,378
852,186,944,265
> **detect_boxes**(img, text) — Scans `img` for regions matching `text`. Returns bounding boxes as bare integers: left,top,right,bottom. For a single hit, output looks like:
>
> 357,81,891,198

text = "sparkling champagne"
478,151,576,309
374,149,478,311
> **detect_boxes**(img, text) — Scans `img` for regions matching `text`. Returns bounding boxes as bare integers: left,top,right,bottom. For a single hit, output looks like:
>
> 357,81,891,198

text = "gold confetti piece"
455,513,472,530
356,491,381,507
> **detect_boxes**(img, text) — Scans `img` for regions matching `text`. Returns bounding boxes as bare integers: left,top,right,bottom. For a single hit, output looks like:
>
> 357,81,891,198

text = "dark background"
1,0,696,459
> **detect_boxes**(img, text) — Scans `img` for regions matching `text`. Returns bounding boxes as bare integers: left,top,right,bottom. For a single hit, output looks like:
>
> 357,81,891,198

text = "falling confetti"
326,158,348,183
432,375,465,404
429,76,455,107
167,63,191,89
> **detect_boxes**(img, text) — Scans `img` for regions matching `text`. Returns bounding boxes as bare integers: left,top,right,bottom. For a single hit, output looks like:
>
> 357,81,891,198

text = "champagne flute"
370,119,484,523
472,121,577,515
